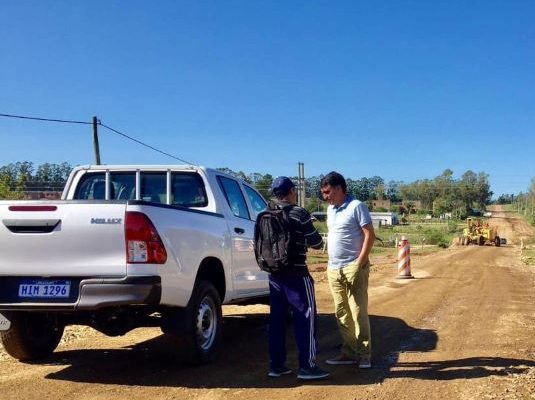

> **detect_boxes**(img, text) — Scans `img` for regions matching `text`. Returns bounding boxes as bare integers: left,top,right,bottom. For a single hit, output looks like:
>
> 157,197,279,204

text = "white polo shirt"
327,195,372,270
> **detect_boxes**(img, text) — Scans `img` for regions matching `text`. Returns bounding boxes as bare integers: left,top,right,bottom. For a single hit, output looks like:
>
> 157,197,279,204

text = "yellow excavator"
460,217,503,246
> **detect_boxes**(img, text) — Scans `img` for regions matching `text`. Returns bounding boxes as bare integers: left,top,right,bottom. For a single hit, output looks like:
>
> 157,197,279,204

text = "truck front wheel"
183,281,222,364
0,312,64,361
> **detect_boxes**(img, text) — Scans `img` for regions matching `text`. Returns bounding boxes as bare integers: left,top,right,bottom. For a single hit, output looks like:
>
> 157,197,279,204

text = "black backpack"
254,202,293,273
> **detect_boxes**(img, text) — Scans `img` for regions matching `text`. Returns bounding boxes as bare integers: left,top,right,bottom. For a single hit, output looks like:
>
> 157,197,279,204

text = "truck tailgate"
0,202,128,277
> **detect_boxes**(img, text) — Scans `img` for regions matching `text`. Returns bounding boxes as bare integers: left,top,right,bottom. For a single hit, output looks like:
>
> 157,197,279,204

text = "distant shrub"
447,221,459,233
424,229,447,246
391,205,402,214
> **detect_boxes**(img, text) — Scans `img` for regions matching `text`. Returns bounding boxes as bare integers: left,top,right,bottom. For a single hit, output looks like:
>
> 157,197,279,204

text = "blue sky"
1,1,533,197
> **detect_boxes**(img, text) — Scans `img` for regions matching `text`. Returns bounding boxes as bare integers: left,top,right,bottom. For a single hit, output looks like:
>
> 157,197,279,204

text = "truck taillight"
125,211,167,264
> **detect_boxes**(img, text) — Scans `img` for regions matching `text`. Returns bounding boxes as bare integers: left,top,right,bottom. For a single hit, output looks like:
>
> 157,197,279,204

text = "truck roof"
73,164,206,172
70,165,245,181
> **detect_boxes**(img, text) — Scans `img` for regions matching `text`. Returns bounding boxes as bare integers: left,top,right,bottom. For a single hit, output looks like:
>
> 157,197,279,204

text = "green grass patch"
315,219,460,250
370,246,391,255
313,221,327,234
376,224,458,249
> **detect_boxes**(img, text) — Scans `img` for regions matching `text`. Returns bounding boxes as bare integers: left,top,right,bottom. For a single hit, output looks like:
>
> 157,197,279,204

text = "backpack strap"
276,203,294,251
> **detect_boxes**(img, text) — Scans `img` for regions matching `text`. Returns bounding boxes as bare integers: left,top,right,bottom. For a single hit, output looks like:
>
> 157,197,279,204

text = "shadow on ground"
43,313,534,388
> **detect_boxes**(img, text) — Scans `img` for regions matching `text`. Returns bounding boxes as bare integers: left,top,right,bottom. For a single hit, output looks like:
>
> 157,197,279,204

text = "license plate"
18,280,71,298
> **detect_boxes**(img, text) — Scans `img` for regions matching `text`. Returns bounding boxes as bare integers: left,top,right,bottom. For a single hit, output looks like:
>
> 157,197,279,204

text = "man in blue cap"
266,176,329,380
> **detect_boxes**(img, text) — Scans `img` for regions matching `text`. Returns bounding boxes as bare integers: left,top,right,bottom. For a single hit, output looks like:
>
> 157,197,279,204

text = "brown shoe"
326,353,358,365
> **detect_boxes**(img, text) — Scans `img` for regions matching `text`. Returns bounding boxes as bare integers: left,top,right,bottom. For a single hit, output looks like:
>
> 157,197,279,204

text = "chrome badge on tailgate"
90,218,123,224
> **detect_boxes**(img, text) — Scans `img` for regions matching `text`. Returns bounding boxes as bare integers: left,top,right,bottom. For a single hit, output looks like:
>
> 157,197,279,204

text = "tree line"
0,161,72,199
510,178,535,225
219,167,495,218
0,161,527,221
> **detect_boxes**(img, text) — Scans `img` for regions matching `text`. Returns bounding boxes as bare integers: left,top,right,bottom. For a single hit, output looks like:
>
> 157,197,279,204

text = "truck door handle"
234,227,245,234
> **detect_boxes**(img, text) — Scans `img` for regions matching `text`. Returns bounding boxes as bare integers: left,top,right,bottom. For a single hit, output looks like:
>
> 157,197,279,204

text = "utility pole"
92,116,101,165
298,162,305,208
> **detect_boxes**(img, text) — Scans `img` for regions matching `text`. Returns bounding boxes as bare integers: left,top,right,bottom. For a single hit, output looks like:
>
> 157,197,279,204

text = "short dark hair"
320,171,347,193
274,189,293,200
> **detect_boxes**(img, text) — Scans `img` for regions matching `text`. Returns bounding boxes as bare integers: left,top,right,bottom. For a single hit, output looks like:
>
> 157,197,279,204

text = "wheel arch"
194,257,226,302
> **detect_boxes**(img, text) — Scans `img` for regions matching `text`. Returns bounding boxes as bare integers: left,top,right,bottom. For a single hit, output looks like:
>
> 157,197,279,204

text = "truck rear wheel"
0,312,64,361
183,281,222,364
478,236,485,246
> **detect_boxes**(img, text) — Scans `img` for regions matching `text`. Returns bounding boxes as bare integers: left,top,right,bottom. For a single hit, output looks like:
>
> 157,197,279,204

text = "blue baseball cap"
271,176,296,196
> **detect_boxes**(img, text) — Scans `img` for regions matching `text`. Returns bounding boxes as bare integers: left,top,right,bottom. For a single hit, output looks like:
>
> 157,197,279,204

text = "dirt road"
1,210,534,400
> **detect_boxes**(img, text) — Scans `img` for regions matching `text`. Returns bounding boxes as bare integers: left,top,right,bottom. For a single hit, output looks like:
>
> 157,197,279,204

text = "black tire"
466,238,471,245
478,236,485,246
183,281,222,364
0,312,64,361
495,236,501,247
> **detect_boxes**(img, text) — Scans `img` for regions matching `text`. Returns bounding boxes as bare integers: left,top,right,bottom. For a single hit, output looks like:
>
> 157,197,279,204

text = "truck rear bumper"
0,276,161,311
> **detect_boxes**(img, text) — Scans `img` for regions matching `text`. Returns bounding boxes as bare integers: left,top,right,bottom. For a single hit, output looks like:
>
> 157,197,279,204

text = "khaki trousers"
327,260,371,357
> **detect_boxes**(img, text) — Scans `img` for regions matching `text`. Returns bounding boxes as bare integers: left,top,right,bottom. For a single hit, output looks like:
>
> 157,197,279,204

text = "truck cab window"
74,172,135,200
244,185,267,219
140,173,167,203
172,173,208,207
217,176,250,219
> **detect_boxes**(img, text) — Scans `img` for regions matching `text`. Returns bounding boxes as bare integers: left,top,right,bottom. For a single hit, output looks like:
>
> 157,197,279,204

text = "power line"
0,112,196,166
0,113,91,125
98,122,195,166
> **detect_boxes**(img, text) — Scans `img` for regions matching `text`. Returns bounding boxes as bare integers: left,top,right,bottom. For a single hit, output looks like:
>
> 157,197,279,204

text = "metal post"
92,116,101,165
298,162,305,208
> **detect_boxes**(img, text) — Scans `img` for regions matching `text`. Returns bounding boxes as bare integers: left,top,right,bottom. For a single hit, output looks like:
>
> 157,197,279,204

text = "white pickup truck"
0,165,270,363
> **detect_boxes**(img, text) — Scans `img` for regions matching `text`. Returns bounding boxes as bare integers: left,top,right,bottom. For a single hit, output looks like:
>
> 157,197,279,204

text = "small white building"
370,212,399,226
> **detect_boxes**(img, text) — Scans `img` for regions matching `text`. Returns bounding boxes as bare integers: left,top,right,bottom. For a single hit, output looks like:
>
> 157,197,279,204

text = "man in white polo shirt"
320,171,375,369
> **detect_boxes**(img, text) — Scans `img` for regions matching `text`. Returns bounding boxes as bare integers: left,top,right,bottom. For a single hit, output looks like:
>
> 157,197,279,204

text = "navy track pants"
268,273,318,370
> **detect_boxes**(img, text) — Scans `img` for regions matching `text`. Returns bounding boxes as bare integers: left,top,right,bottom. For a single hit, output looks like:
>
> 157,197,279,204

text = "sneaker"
297,366,330,380
325,353,358,365
268,366,293,377
358,354,372,369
